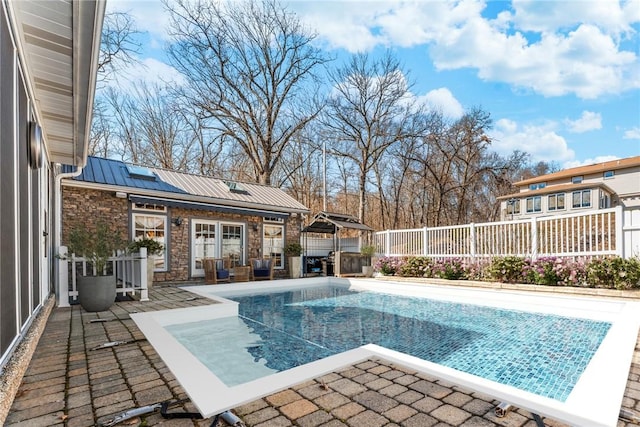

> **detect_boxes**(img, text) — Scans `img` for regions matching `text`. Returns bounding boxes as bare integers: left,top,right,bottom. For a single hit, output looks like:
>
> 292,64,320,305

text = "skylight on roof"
224,181,249,194
126,164,156,180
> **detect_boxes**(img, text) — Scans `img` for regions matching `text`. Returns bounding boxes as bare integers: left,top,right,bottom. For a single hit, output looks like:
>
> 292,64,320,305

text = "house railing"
373,206,640,260
58,246,149,306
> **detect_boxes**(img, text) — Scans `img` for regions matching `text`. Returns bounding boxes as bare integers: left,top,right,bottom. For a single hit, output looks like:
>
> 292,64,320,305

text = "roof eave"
7,0,106,168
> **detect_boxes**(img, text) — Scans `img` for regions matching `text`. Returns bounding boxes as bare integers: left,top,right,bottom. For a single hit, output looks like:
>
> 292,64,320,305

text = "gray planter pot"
77,275,116,312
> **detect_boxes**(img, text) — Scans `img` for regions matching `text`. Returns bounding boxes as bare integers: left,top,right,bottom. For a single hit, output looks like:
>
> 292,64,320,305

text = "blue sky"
106,0,640,168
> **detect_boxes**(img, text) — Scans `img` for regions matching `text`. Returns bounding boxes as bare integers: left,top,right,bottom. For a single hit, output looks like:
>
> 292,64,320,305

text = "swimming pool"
131,278,640,426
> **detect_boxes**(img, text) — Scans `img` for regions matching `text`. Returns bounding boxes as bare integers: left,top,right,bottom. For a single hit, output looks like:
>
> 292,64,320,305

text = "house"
61,156,310,283
498,156,640,221
0,0,104,408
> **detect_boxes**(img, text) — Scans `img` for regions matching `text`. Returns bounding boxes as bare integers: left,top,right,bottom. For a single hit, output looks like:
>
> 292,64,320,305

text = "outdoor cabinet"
334,251,367,277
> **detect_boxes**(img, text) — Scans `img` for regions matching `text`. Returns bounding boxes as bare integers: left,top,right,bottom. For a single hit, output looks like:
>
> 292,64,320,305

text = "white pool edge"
131,278,640,426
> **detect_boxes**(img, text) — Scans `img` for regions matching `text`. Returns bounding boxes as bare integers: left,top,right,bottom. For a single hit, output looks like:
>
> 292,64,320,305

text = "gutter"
54,165,84,308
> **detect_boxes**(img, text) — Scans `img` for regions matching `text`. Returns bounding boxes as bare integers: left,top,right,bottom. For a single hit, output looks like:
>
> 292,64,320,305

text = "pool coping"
130,277,640,427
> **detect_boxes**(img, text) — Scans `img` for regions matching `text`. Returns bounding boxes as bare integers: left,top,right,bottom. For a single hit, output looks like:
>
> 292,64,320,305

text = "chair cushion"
254,268,270,277
217,269,229,280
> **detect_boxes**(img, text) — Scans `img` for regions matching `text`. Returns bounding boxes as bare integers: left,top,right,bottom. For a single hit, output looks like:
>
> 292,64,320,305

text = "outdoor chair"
249,257,274,281
203,257,231,284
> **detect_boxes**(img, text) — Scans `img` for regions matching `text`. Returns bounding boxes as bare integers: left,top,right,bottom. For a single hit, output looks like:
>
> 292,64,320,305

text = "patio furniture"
232,266,251,283
203,258,231,284
249,258,274,281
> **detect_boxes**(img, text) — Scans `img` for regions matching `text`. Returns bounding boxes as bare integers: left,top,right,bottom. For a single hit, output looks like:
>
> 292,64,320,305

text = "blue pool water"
167,286,611,401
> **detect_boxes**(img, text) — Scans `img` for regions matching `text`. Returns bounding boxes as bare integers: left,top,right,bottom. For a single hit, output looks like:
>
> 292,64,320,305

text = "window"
571,176,583,184
133,202,166,212
506,199,520,215
548,193,565,211
528,182,546,190
263,224,284,269
132,213,167,270
600,195,611,208
526,196,541,213
603,170,614,179
572,190,591,208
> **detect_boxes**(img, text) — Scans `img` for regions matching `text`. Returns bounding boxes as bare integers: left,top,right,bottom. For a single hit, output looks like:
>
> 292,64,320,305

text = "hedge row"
373,255,640,290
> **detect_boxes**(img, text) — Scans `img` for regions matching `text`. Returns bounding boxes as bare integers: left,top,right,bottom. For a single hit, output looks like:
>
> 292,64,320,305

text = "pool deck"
4,282,640,427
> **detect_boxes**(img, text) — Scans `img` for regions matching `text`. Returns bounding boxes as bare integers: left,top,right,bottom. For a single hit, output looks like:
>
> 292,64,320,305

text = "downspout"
53,165,83,307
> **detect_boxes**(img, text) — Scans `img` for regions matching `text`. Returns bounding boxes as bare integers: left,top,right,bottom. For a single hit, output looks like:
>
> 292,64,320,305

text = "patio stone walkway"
5,283,640,426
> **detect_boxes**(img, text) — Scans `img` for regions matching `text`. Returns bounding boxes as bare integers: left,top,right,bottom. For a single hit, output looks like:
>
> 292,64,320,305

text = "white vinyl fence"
372,206,640,260
58,246,149,306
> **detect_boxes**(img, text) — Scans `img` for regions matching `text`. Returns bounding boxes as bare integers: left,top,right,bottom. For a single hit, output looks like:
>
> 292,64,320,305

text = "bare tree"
322,51,426,225
97,11,142,83
164,0,329,185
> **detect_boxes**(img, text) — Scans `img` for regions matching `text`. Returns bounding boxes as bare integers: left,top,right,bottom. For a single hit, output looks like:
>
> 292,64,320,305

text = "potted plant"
284,242,303,279
66,222,124,312
128,238,164,288
360,245,376,277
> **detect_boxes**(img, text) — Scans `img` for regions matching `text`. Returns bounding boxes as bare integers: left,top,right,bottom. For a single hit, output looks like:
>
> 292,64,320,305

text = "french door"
191,220,245,277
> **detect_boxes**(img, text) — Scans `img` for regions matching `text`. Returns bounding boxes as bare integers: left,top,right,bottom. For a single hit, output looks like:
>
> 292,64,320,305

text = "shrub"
487,256,529,283
587,257,640,290
432,258,466,280
374,256,404,275
398,257,432,277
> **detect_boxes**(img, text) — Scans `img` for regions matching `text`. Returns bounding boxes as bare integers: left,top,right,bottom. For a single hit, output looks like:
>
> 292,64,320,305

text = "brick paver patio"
5,283,640,426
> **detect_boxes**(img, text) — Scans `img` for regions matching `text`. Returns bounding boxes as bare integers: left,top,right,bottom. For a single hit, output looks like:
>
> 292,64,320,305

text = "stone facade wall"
62,186,305,282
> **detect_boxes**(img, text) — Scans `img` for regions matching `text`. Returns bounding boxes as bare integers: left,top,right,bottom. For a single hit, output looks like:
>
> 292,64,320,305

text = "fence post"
615,205,624,258
58,246,70,308
385,230,391,256
423,227,428,257
469,223,476,260
140,247,149,301
530,217,538,261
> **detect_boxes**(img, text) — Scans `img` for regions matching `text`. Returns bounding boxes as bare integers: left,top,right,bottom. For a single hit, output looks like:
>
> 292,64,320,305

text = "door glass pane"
222,224,243,266
263,225,284,268
194,222,216,270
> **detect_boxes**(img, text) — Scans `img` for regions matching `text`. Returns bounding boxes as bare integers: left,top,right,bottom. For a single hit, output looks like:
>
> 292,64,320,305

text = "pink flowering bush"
380,254,639,290
374,256,405,275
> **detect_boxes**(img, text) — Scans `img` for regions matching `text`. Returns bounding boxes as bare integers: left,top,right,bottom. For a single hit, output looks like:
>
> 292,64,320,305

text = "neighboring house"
0,0,104,384
62,156,310,282
498,156,640,221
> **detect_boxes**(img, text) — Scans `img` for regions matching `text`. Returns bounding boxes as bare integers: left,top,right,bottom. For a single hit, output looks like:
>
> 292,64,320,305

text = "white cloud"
511,0,636,35
565,111,602,133
292,0,640,99
106,0,171,43
417,88,464,119
623,127,640,139
563,155,620,169
489,118,575,162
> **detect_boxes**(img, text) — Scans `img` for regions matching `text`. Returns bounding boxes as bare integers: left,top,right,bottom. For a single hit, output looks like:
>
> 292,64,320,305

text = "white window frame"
603,170,614,179
548,193,565,211
572,189,591,209
131,212,167,271
263,223,284,269
571,176,583,184
526,196,541,213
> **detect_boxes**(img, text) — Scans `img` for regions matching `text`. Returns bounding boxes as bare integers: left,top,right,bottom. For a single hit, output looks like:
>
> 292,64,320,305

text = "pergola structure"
301,212,374,276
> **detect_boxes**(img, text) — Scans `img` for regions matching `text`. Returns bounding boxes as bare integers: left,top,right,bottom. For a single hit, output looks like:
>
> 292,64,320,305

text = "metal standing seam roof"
67,156,309,214
151,168,309,212
66,157,187,194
